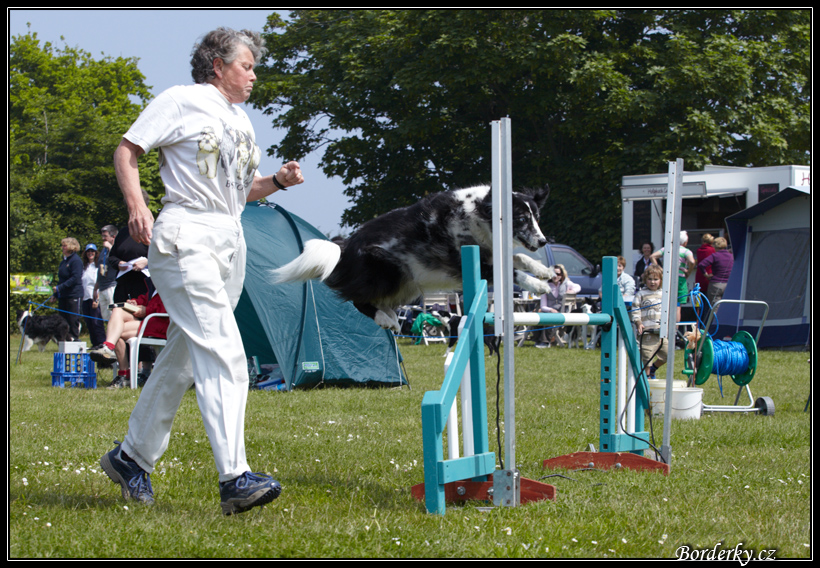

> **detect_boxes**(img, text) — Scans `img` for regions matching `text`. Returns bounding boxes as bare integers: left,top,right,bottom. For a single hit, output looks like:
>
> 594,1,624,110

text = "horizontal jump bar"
483,312,613,327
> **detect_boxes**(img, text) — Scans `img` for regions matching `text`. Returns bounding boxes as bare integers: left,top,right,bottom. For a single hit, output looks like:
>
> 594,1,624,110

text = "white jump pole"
444,353,460,459
444,316,475,461
459,317,475,457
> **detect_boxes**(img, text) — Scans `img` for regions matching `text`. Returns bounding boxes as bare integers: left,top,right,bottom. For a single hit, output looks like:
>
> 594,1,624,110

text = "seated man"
89,291,167,388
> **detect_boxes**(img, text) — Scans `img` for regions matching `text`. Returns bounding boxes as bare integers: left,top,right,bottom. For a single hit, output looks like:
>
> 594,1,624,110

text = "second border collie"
17,310,74,352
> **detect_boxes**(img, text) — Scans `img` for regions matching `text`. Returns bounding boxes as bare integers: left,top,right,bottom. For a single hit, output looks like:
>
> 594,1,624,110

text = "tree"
252,9,810,261
9,29,161,273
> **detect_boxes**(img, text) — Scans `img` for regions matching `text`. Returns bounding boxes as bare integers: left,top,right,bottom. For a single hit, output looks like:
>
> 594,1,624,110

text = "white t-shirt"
82,263,98,301
124,83,262,219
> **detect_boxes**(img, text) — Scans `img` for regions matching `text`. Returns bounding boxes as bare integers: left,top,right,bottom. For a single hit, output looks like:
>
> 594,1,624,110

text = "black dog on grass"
17,310,74,352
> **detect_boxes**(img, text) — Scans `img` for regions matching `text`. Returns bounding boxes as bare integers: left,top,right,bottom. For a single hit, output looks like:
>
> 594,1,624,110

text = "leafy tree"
252,9,810,261
9,29,161,273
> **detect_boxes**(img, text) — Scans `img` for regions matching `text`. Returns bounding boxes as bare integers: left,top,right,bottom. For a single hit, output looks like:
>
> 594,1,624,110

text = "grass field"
9,333,811,559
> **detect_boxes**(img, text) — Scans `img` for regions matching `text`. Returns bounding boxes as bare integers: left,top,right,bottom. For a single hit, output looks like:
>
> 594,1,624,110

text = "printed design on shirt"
635,292,663,328
195,120,261,192
196,126,221,179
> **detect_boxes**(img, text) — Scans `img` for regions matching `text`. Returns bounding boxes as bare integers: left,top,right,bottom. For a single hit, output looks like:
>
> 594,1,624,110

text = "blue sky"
9,8,350,236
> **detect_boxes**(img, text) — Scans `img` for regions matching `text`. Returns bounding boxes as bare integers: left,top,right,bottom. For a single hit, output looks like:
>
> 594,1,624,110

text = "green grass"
9,334,811,558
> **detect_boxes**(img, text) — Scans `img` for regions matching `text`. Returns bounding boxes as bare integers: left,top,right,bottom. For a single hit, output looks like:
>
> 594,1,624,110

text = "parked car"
514,243,602,299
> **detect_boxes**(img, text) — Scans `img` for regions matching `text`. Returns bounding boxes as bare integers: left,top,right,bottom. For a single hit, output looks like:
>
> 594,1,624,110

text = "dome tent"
235,201,407,390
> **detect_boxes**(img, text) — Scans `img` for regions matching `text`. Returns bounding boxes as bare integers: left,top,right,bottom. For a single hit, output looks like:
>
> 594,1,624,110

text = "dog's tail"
271,239,341,284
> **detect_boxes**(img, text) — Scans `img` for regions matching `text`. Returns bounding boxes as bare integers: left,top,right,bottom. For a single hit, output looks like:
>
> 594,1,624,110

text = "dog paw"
532,264,555,280
374,310,400,332
513,254,555,280
528,280,550,296
515,270,550,296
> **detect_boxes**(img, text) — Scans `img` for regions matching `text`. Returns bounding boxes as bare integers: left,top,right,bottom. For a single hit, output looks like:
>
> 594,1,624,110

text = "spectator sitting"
89,292,167,388
596,256,636,309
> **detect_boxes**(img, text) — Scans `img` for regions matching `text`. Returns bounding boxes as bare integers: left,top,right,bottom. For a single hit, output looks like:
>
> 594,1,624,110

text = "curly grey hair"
190,27,267,84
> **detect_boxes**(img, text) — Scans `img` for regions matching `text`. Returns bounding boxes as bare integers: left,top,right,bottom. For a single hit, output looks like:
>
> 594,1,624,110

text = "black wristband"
272,174,287,191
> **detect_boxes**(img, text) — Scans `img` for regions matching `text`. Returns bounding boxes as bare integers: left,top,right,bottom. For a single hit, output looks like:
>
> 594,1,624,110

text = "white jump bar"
484,312,613,327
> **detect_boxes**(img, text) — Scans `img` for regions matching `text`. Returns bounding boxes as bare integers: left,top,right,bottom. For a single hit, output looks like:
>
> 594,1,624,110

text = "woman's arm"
114,138,153,245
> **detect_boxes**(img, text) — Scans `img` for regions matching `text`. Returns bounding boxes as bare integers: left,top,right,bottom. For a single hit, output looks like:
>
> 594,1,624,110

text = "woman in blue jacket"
53,237,84,340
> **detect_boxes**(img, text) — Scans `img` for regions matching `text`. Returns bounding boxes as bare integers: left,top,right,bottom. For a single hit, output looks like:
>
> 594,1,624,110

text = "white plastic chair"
125,313,169,389
422,292,461,316
420,293,461,345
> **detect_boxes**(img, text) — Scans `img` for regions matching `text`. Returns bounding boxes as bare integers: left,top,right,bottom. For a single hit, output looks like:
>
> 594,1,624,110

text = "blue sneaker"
219,471,281,515
100,442,154,505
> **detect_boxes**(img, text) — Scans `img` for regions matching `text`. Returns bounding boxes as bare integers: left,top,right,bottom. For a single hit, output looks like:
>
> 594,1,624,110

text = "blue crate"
52,353,96,389
51,372,97,389
255,376,288,391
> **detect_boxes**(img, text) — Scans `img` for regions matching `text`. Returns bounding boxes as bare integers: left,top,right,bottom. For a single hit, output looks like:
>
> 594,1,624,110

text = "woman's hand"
248,161,305,202
114,138,153,245
275,161,305,189
128,205,155,246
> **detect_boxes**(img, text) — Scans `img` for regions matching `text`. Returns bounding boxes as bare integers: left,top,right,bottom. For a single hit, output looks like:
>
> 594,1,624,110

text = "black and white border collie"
17,310,74,352
272,185,555,331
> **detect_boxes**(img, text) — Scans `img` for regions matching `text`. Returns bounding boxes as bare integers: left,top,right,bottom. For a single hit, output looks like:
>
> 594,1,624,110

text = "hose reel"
687,330,758,387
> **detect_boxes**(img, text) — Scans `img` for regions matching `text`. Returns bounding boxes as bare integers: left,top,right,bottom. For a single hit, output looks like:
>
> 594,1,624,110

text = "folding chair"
554,293,577,347
125,313,169,389
422,292,461,316
514,294,539,347
415,292,462,345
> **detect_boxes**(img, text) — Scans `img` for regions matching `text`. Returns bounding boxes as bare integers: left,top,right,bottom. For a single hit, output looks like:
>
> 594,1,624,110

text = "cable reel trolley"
684,299,774,416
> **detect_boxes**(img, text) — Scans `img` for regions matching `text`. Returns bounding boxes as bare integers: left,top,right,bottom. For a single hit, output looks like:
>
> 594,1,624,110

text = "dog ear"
530,185,550,209
477,189,493,220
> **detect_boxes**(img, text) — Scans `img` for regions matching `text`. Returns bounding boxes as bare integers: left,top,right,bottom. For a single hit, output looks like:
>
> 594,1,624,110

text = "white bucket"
670,387,704,420
647,379,686,415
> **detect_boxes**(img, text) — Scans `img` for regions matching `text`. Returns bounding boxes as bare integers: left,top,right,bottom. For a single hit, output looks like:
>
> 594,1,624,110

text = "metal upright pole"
660,159,684,465
491,118,520,507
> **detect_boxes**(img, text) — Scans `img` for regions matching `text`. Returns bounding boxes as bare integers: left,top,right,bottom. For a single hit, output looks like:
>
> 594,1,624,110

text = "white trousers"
121,204,250,482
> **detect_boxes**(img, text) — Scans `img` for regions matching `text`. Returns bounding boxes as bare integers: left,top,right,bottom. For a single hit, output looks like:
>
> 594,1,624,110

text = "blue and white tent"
715,186,811,348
